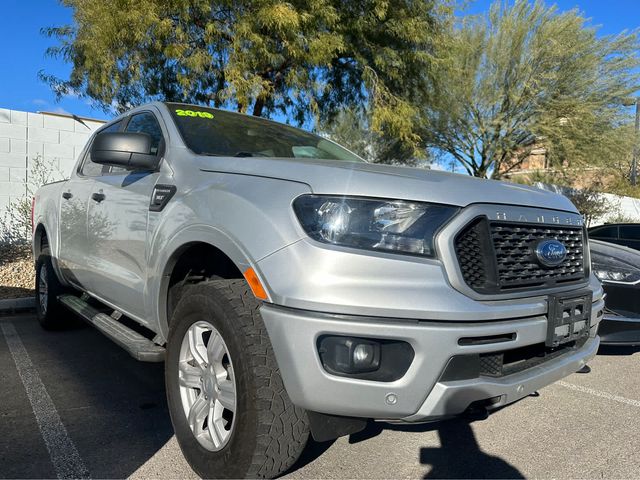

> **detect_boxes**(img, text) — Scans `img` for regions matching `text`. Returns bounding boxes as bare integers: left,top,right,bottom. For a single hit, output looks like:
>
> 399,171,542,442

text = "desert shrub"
0,155,63,245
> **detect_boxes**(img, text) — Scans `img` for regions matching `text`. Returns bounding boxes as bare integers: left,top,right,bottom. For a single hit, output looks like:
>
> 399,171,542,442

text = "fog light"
317,335,415,382
318,337,380,374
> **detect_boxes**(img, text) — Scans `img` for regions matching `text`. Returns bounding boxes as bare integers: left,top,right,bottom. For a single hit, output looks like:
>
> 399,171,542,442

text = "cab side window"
79,120,123,177
125,112,163,155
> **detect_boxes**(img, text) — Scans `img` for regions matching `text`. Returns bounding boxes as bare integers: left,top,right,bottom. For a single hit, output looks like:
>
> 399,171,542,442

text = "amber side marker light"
244,267,268,300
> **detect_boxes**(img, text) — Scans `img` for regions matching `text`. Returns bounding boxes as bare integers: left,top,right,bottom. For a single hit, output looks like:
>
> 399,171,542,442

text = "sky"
1,0,639,123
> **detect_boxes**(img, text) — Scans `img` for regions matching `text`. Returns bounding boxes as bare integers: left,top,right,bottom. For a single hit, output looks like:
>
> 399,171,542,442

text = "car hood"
197,156,577,211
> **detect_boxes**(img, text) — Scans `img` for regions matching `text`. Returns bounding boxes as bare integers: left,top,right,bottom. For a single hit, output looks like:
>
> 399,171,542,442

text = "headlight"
293,195,459,257
592,255,640,284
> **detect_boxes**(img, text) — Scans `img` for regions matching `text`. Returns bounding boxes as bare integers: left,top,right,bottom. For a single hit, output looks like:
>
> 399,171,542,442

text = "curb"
0,297,36,315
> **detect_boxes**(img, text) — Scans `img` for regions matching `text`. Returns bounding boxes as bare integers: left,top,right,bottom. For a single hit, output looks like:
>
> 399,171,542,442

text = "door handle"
62,191,73,200
91,192,106,203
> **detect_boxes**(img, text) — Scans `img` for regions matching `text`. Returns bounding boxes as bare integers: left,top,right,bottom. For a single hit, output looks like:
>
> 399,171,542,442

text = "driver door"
84,111,164,322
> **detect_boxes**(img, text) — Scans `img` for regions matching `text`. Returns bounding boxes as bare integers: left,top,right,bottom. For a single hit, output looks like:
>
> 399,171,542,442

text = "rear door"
84,111,165,322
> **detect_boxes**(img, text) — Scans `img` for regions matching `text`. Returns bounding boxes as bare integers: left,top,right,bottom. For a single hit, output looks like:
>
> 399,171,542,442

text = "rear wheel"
35,248,70,329
165,279,309,479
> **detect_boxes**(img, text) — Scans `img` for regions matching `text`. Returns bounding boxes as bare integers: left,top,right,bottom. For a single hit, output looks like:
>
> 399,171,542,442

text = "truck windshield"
166,103,365,163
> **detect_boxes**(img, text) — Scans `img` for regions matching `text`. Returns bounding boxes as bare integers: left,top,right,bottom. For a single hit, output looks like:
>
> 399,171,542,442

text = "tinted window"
590,226,618,239
167,103,363,162
125,112,163,155
79,120,123,177
620,225,640,240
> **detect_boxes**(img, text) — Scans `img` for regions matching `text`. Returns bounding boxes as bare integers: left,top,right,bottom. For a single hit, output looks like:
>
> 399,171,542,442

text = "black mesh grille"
455,218,587,294
479,354,503,377
454,220,486,289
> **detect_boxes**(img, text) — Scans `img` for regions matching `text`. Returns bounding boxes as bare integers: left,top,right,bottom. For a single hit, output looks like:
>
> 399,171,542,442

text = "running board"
58,294,165,362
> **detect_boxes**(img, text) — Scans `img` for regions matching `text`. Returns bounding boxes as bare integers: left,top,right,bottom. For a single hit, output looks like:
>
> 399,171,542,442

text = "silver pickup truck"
33,101,605,479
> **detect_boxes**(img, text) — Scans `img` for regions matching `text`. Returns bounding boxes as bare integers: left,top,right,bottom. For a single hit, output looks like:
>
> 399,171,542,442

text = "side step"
59,294,165,362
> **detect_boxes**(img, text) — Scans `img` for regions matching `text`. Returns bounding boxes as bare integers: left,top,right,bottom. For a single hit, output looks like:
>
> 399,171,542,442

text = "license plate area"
547,292,592,347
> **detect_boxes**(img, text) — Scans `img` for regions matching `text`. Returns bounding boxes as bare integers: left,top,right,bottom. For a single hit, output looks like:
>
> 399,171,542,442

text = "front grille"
454,218,587,294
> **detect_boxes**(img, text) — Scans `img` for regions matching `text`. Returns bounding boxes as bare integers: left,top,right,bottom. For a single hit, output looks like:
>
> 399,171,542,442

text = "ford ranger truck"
32,102,604,479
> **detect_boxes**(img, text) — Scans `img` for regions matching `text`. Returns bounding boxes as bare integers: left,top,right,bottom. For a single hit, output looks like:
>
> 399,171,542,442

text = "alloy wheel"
178,321,237,451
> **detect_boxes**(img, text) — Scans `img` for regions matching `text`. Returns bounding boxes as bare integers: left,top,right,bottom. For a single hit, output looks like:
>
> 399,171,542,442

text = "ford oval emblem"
535,239,567,267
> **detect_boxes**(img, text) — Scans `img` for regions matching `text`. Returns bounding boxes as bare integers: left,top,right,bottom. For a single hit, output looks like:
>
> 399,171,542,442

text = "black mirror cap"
90,132,159,170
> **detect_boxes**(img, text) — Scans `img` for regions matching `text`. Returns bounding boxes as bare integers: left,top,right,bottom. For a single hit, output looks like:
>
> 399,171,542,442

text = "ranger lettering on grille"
494,211,583,226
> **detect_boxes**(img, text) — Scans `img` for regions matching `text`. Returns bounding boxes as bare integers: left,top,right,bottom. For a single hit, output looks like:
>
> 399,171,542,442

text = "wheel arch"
151,225,270,342
33,223,48,259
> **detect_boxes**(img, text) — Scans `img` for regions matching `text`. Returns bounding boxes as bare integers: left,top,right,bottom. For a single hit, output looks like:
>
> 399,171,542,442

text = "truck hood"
197,156,577,212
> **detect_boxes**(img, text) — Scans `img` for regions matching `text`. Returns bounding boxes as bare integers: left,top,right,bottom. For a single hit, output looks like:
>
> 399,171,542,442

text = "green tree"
321,107,428,166
42,0,451,142
421,0,640,178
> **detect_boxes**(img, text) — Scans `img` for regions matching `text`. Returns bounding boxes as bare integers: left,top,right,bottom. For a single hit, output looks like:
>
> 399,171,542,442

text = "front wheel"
165,279,309,479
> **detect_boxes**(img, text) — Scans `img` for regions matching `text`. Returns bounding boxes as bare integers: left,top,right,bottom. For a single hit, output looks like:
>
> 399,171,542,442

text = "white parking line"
557,380,640,408
1,322,90,479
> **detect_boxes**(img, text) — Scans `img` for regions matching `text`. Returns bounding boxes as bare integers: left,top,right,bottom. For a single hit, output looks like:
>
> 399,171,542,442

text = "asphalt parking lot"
2,312,640,479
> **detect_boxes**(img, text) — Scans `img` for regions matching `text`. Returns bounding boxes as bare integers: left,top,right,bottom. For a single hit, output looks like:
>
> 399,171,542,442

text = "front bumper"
261,297,604,421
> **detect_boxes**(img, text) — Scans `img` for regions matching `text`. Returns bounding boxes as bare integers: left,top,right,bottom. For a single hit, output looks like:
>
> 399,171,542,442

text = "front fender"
146,173,311,341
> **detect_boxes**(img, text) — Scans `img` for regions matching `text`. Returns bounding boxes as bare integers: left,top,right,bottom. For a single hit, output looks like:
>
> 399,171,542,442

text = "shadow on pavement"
418,419,523,479
289,416,523,479
286,438,337,475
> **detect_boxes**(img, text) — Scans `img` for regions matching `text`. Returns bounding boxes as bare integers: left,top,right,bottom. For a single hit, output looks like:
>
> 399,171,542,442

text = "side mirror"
90,132,159,170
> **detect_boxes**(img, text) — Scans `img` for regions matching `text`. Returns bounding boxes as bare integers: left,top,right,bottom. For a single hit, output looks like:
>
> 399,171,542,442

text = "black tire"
35,248,69,329
165,279,309,479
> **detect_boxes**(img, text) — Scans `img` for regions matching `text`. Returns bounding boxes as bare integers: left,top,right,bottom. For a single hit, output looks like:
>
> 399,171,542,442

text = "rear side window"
620,225,640,240
590,226,618,239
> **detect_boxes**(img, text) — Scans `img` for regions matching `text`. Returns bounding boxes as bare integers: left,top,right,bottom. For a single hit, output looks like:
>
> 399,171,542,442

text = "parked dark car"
589,223,640,251
591,239,640,345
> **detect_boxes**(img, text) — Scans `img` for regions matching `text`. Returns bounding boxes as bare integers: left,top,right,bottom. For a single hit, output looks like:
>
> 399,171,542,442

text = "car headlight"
592,256,640,284
292,195,459,257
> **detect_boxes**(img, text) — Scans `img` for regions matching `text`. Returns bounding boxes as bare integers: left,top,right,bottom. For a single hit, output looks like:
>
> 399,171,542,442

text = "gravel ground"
0,243,34,299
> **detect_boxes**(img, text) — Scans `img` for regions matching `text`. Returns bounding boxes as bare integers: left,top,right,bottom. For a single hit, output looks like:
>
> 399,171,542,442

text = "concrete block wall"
0,108,105,225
